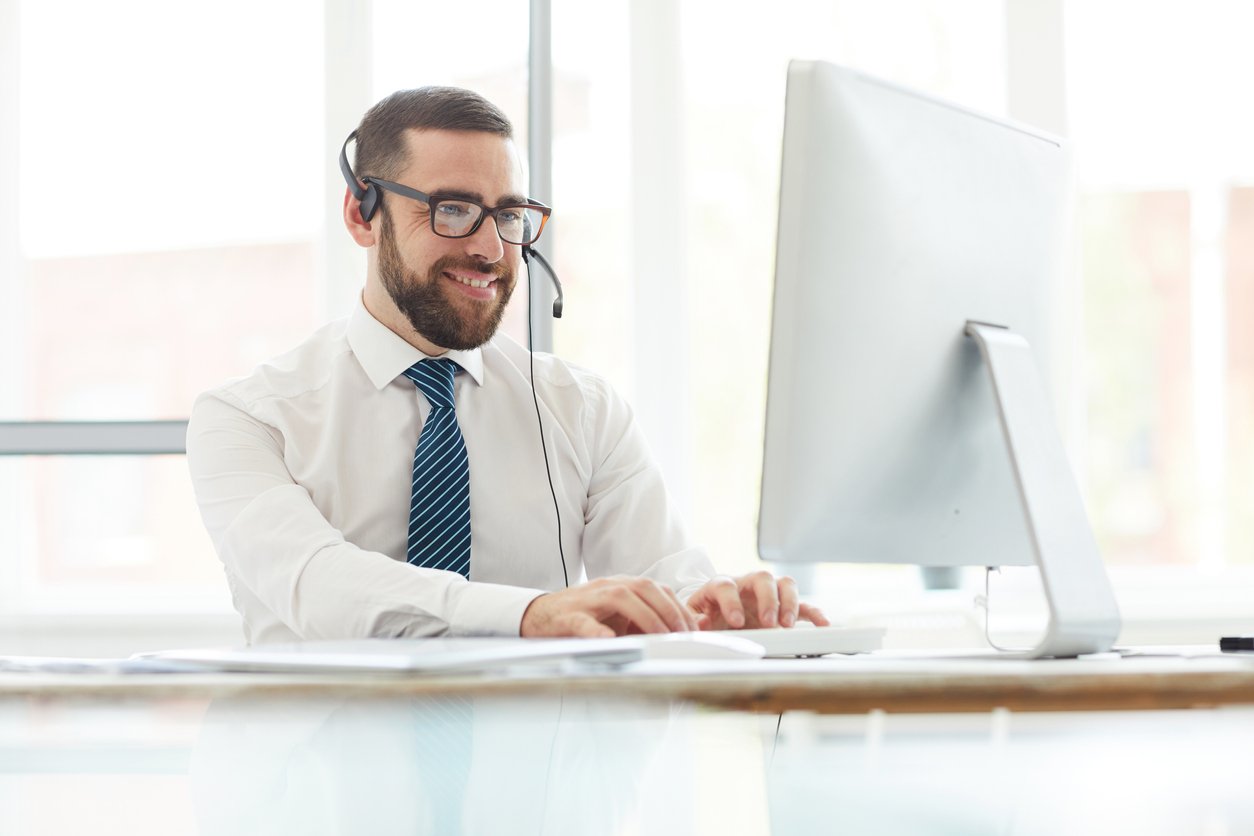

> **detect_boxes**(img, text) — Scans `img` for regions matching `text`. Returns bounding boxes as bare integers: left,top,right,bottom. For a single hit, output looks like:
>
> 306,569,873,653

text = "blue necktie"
403,358,471,577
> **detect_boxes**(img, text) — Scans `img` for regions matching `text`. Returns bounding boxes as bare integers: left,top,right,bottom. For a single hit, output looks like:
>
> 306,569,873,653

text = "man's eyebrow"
431,188,530,206
429,188,484,202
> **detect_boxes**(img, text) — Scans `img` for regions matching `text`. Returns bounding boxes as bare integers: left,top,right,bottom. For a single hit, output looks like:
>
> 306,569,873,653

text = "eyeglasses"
363,177,551,246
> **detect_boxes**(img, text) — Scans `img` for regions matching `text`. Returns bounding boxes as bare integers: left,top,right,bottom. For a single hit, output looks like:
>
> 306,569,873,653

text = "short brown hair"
353,87,514,182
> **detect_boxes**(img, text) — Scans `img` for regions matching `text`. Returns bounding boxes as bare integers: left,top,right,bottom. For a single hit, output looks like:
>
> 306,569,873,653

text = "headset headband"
339,130,381,221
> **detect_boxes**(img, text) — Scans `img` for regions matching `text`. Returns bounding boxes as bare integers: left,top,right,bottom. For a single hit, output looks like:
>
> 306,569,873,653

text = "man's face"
374,129,526,352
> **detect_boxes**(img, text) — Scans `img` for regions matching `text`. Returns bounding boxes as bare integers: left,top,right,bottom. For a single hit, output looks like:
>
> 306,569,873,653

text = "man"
187,86,827,643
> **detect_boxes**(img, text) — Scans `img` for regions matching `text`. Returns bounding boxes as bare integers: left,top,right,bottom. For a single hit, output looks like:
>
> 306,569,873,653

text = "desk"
3,651,1254,713
4,653,1254,834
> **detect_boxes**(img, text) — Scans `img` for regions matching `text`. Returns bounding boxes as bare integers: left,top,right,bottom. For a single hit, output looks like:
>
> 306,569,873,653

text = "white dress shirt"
186,299,715,643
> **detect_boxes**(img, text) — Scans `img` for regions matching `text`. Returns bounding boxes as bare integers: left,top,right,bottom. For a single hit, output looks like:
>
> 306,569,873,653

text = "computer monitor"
759,60,1120,657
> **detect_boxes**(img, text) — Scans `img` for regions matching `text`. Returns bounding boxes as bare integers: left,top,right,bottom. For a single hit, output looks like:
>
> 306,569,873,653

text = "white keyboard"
712,625,885,658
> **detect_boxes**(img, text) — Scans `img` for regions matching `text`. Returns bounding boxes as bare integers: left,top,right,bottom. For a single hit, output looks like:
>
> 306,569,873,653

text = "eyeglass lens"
433,201,545,245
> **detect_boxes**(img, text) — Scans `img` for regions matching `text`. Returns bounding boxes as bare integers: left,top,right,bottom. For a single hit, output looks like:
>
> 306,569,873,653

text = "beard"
377,211,515,351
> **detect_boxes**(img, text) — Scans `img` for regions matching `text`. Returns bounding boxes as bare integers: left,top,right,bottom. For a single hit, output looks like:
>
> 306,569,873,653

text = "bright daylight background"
1,0,1252,653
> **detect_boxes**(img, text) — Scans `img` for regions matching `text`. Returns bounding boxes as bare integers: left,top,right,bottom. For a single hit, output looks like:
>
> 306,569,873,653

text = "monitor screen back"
759,60,1073,568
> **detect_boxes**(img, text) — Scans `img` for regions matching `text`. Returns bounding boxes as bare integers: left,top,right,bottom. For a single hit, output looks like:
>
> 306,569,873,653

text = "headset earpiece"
339,130,380,222
359,184,380,222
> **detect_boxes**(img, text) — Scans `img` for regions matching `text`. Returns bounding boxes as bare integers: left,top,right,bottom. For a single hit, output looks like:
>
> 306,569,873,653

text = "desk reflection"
190,694,719,836
8,685,1254,834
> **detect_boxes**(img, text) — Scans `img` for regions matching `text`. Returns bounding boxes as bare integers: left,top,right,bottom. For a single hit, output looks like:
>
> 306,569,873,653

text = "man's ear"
343,187,377,248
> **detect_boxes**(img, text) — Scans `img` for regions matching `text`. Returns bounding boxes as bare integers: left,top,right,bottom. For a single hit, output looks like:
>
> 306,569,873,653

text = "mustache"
430,255,512,281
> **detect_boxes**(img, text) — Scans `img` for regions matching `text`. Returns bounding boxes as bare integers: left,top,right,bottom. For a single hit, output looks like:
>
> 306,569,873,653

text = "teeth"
451,274,491,289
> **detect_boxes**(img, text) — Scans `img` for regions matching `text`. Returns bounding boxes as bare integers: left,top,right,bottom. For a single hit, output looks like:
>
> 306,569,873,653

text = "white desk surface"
2,646,1251,713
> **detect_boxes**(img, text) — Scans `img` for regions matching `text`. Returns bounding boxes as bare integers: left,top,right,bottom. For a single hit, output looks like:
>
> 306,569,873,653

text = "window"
551,1,1254,635
371,0,532,344
1,0,534,641
1066,0,1254,573
551,0,1008,581
9,1,1251,652
4,0,324,618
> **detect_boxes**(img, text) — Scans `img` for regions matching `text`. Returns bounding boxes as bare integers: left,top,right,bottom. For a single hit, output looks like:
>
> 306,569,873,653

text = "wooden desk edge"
5,662,1254,714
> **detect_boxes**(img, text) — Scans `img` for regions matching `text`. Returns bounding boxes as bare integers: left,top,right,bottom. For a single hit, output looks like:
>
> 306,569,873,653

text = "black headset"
339,131,384,223
339,131,563,318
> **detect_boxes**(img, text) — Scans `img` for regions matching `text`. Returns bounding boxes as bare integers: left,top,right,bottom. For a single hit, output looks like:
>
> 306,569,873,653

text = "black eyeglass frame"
362,177,552,246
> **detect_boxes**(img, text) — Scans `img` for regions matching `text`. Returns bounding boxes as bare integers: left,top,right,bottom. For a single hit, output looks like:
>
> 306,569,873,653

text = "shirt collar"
347,295,485,390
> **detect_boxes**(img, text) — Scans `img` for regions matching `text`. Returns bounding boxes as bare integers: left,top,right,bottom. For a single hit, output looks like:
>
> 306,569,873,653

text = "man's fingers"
662,586,700,632
777,576,800,628
565,612,616,638
701,576,744,628
741,571,781,627
522,576,809,638
603,586,669,634
621,578,696,633
520,579,701,638
798,602,830,627
592,578,691,634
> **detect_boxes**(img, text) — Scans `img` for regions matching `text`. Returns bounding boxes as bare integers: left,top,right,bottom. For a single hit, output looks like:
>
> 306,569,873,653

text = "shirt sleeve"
186,392,544,640
575,377,717,600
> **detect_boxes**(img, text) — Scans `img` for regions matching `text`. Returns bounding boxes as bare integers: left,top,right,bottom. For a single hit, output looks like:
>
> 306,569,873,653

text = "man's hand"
686,571,830,631
520,575,701,638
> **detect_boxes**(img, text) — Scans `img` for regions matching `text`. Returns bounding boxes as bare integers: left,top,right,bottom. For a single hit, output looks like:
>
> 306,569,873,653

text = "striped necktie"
403,358,471,578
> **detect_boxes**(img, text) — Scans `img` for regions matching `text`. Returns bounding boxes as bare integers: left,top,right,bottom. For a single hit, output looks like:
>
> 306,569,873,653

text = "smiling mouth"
445,271,495,289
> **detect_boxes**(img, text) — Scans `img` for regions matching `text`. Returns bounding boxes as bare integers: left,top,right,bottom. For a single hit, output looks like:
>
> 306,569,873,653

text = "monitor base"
966,321,1122,658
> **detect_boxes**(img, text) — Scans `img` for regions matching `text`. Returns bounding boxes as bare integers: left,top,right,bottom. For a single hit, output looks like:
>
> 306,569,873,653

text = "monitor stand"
965,321,1122,658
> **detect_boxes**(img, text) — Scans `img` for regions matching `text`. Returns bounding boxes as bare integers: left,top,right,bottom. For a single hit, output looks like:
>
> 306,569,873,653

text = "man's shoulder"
484,333,616,396
201,317,357,410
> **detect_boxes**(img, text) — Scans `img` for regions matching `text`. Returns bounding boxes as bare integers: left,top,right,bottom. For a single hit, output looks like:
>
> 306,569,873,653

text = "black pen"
1219,636,1254,652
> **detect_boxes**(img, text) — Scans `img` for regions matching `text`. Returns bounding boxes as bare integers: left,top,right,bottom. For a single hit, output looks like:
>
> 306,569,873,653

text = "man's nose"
463,214,505,263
